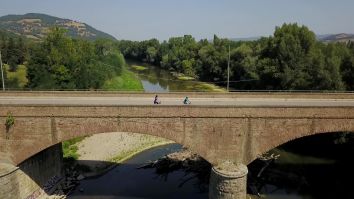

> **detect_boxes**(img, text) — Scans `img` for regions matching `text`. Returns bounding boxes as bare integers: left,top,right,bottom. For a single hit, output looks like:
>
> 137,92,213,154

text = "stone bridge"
1,91,354,199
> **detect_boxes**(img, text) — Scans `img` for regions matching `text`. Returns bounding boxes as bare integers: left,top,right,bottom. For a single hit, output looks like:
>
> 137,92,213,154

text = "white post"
0,50,5,91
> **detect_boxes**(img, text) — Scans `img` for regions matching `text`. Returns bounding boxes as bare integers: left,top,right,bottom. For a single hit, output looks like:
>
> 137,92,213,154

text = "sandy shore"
76,132,173,171
42,133,172,199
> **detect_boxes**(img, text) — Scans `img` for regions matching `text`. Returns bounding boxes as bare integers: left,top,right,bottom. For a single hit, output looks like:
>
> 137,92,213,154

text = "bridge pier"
209,162,248,199
0,143,63,199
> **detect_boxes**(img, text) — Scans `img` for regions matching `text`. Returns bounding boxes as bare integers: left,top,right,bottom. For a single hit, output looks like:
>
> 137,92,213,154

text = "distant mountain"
0,13,116,41
228,33,354,43
316,34,332,41
229,36,262,42
318,33,354,43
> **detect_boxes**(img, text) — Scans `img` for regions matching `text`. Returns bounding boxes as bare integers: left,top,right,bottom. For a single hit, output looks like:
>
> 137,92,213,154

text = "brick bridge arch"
249,129,354,165
1,104,354,166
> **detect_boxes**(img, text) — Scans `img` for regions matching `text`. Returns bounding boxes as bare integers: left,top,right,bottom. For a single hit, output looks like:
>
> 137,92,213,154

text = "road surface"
1,96,354,107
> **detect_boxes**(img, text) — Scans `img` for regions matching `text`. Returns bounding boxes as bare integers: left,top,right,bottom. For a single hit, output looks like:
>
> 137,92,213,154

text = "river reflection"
69,144,208,199
127,60,223,92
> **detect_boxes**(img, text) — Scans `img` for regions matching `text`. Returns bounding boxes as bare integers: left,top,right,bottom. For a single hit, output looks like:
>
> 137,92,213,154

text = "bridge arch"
5,113,215,166
248,118,354,165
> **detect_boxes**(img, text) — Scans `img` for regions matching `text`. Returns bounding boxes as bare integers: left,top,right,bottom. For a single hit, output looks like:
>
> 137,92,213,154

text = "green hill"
320,33,354,43
0,13,116,41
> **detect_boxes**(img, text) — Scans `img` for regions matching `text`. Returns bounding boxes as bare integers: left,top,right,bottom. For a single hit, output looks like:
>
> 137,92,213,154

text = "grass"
102,69,143,91
131,65,148,71
177,75,195,81
171,72,195,81
62,137,86,160
170,71,224,92
183,82,226,92
4,64,28,88
196,83,226,92
62,136,93,173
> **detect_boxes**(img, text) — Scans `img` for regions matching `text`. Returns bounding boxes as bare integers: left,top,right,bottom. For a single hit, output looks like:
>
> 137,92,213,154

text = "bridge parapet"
1,104,354,166
1,91,354,99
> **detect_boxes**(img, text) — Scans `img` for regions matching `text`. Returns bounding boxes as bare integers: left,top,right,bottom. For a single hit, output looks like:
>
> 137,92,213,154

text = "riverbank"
75,132,173,174
77,132,172,176
50,132,172,198
127,59,226,92
102,68,144,91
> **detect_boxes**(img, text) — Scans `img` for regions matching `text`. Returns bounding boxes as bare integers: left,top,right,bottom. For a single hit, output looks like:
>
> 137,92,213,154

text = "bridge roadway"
1,95,354,106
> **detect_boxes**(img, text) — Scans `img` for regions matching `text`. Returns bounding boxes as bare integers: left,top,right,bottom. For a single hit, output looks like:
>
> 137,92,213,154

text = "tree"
95,39,114,57
340,55,354,90
146,47,158,63
197,44,221,81
181,59,196,77
6,37,19,71
256,24,319,90
28,27,78,89
16,37,27,64
230,43,259,89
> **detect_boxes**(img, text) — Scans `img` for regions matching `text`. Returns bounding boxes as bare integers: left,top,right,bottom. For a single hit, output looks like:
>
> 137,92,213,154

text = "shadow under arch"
247,131,354,199
246,116,354,165
68,143,210,199
9,130,212,199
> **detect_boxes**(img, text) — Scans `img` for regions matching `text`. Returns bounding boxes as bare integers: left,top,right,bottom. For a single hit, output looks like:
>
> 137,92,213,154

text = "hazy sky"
0,0,353,41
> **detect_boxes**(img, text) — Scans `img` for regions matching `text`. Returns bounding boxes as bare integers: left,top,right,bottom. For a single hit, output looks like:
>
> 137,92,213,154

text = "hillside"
230,36,262,42
228,33,354,43
0,13,116,41
320,33,354,43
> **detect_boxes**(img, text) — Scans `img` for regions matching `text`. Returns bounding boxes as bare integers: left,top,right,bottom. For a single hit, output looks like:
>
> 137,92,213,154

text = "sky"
0,0,353,41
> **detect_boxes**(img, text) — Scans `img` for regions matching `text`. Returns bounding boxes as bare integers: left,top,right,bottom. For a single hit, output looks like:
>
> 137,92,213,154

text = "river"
69,144,208,199
70,61,354,199
127,60,223,92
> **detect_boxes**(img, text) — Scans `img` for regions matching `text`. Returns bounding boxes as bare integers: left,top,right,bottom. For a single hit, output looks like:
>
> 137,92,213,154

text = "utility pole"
227,45,230,92
0,50,5,91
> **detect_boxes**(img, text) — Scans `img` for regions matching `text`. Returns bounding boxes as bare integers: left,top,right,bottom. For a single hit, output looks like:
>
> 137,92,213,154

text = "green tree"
230,43,259,89
181,59,196,77
146,46,158,63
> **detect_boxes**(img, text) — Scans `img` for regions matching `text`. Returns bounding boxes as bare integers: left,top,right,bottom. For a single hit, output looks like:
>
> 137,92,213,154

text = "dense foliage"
116,23,354,91
0,27,125,89
0,30,28,71
26,27,124,89
1,23,354,91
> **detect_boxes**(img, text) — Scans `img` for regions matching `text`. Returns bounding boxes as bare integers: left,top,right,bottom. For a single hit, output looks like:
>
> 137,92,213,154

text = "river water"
69,144,208,199
127,60,222,92
70,61,354,199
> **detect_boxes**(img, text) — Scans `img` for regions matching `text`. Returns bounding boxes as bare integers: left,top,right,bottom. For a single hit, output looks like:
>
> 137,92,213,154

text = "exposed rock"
77,174,85,181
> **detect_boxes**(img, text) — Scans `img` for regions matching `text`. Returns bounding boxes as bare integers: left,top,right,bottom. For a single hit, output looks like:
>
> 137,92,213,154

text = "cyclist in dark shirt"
183,96,191,104
154,95,161,104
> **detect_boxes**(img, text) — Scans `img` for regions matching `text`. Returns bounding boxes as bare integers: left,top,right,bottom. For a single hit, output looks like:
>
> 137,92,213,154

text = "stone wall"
2,105,354,166
0,143,63,199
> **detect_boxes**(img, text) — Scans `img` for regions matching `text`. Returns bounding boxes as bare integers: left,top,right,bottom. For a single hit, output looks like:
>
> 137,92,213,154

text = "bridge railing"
1,88,354,93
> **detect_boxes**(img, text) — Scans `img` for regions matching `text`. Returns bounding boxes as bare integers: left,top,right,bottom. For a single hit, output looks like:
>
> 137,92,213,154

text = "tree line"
0,31,28,71
116,23,354,91
0,28,125,90
1,23,354,91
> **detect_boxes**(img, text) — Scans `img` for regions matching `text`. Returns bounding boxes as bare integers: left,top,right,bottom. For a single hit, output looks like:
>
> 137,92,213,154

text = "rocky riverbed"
44,132,172,198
